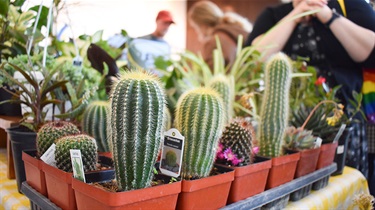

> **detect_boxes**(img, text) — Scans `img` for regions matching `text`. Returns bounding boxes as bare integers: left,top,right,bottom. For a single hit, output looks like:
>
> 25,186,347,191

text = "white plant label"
70,149,86,182
40,143,56,167
160,128,185,178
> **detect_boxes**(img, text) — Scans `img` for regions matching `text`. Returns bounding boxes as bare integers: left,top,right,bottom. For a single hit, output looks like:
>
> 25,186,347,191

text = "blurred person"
188,0,252,68
246,0,375,194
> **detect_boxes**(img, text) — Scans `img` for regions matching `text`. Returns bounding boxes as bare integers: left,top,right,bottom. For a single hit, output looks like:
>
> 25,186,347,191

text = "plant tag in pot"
41,143,56,167
160,128,185,178
70,149,86,182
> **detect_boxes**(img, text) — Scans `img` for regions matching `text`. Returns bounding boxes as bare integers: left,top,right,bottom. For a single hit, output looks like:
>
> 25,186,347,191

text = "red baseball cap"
156,10,175,24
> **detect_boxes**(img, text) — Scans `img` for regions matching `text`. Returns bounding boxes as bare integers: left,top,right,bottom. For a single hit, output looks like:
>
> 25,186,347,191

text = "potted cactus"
215,117,272,204
174,87,234,210
256,52,300,193
22,121,80,196
72,70,181,210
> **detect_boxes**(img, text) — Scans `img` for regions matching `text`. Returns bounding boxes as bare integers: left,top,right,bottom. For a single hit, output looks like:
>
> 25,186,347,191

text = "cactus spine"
109,70,166,191
208,74,234,124
82,101,110,152
175,87,225,179
55,134,98,172
36,121,80,157
258,52,292,157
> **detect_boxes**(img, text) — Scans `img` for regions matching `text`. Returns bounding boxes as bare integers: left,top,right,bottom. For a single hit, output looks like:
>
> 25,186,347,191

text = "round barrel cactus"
36,121,80,157
55,134,98,172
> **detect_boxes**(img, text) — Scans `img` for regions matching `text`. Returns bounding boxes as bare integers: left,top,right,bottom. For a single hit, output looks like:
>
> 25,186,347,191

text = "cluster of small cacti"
217,117,254,166
82,101,111,152
36,121,80,157
258,52,292,157
175,87,225,179
108,70,166,191
55,134,98,172
284,126,317,150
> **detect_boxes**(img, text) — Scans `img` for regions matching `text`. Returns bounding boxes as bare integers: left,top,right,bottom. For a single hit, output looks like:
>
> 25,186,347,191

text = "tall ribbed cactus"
109,70,166,191
82,101,110,152
36,121,80,157
258,52,292,157
208,74,234,124
55,134,98,172
175,87,225,179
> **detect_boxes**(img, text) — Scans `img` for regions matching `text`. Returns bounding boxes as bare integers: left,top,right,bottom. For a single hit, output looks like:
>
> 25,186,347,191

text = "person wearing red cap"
139,10,175,43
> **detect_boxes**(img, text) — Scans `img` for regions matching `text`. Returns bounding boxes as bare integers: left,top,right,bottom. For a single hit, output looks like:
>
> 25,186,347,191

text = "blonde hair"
188,1,252,32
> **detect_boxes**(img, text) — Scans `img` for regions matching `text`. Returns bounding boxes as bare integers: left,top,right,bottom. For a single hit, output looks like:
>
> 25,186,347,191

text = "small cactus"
55,134,98,172
175,87,225,179
82,101,110,152
218,117,254,166
258,52,292,157
207,74,234,124
36,121,80,157
109,70,166,191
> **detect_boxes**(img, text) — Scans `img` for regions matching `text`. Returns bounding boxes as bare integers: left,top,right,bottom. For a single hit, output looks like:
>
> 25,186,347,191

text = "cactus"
208,74,234,124
36,121,80,157
109,70,166,191
175,87,225,179
165,150,177,167
55,134,98,172
258,52,292,157
284,126,317,150
82,101,110,152
218,117,254,166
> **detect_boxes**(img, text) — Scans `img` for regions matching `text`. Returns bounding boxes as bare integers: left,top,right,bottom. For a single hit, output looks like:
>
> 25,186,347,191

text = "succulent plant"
207,74,234,124
258,52,292,157
175,87,225,179
284,126,317,150
217,117,254,166
82,100,110,152
36,121,80,157
55,134,98,172
108,70,166,191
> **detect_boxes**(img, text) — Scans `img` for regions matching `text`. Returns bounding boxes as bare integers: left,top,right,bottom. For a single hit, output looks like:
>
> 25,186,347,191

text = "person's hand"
290,0,328,24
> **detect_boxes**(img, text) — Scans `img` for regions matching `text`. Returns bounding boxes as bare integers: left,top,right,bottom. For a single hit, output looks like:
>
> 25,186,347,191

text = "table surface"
286,166,370,209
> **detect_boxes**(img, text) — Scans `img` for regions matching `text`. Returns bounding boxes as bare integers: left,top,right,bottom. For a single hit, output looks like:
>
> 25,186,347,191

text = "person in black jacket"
245,0,375,194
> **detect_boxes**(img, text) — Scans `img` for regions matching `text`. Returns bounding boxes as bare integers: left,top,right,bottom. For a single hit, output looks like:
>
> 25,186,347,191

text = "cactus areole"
109,70,166,191
258,52,292,158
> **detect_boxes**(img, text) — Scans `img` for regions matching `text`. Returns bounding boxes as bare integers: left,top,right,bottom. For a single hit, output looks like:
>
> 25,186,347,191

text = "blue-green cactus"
108,70,166,191
258,52,292,157
175,87,225,179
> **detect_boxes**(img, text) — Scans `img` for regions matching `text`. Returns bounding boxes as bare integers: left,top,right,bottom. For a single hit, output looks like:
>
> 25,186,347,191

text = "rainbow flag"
363,68,375,124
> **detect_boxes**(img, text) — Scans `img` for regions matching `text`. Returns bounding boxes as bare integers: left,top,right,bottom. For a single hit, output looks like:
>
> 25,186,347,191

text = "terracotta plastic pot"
176,165,234,210
72,177,181,210
43,155,115,210
22,150,47,196
225,156,272,204
316,141,338,170
266,152,300,189
294,147,320,178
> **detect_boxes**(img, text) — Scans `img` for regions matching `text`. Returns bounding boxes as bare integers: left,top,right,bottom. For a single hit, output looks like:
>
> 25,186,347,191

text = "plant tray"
221,163,337,210
21,182,61,210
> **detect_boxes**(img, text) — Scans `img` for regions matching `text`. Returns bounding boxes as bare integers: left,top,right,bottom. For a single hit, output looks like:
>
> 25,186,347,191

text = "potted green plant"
174,87,234,210
72,70,181,209
215,117,272,204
